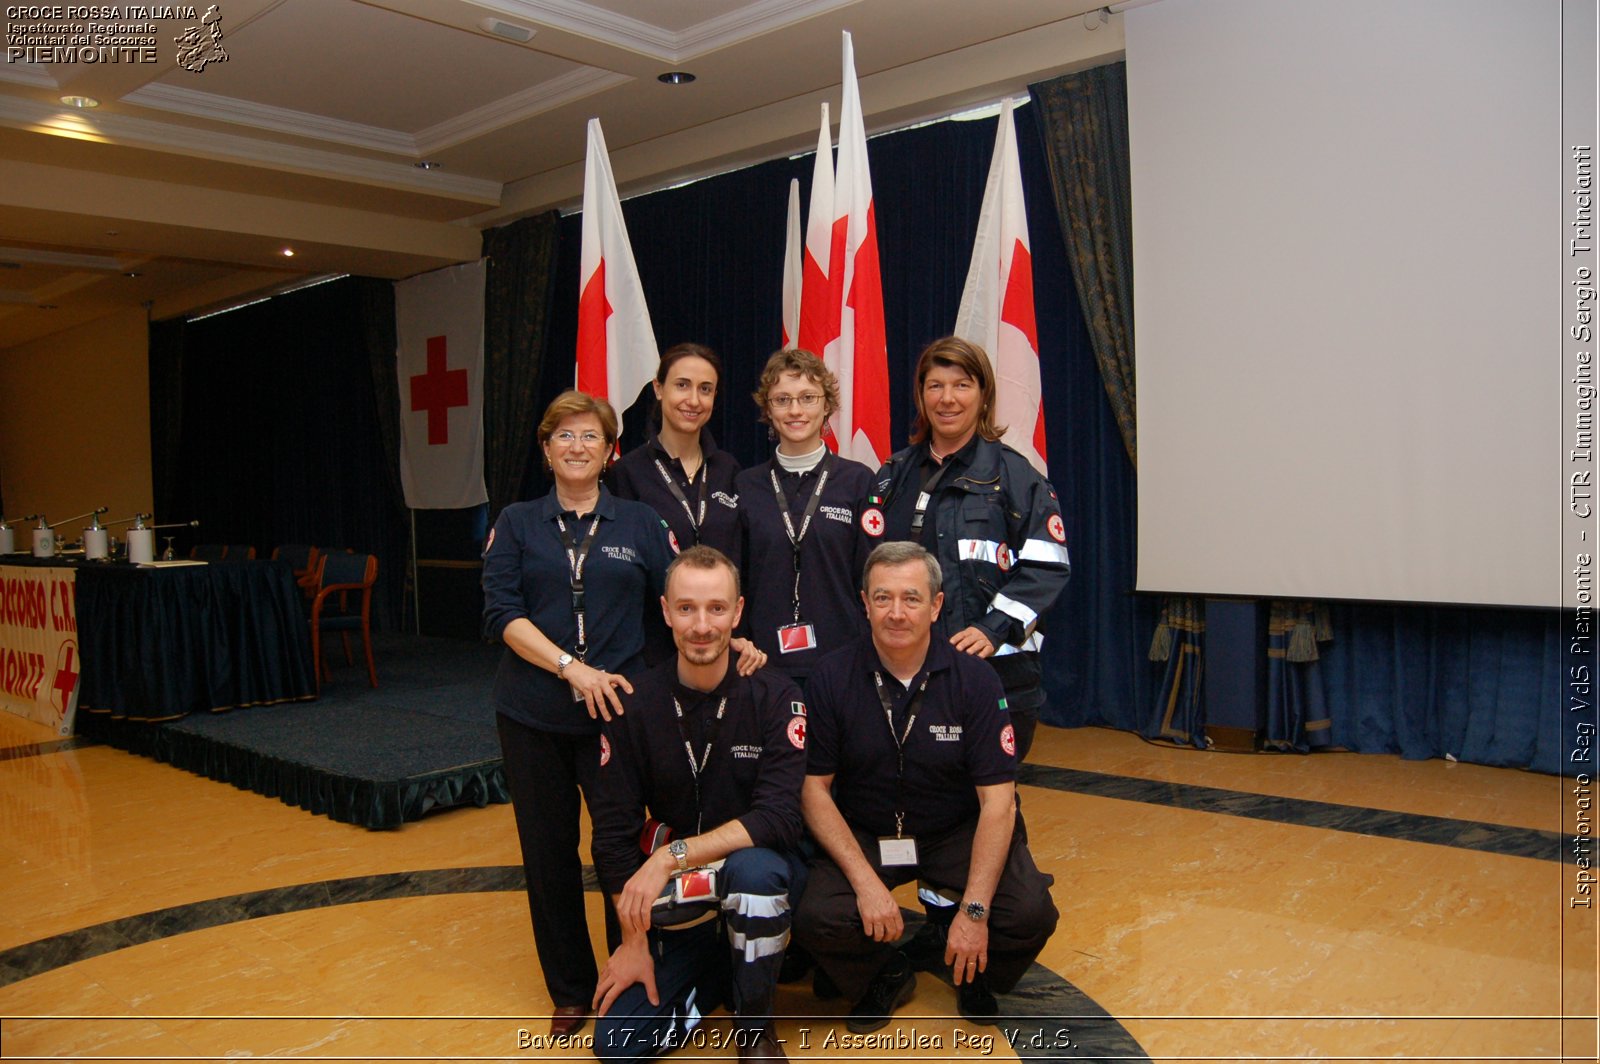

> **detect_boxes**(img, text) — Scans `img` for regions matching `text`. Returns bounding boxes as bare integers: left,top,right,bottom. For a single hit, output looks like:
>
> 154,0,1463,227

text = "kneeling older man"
793,540,1058,1033
590,546,806,1064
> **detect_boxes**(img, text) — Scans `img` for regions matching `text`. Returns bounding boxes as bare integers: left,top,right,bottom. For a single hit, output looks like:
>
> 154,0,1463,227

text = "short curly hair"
751,348,839,426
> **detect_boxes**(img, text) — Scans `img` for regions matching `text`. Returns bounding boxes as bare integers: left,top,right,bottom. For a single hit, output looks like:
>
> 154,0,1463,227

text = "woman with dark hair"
609,343,743,560
483,389,762,1037
735,348,875,691
868,336,1071,760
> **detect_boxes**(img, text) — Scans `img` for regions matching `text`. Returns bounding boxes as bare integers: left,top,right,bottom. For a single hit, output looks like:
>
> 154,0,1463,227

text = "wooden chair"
271,544,322,599
309,551,378,690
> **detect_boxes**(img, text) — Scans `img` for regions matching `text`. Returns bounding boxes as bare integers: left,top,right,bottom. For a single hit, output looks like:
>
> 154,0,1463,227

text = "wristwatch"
963,900,988,922
669,838,689,871
555,652,573,676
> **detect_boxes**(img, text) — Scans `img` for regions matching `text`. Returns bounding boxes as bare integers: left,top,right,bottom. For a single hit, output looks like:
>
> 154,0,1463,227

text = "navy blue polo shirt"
482,487,672,734
735,454,875,681
590,659,808,895
806,638,1015,841
609,431,742,562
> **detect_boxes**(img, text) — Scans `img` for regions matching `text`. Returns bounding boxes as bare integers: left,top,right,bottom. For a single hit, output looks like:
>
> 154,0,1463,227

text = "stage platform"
77,634,507,830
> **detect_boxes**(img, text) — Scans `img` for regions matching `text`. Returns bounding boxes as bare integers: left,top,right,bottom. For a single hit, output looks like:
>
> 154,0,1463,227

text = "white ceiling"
0,0,1124,348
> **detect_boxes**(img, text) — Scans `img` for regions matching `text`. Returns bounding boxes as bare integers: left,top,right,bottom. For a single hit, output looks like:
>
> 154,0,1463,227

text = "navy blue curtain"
1319,604,1567,774
160,277,409,630
537,105,1154,732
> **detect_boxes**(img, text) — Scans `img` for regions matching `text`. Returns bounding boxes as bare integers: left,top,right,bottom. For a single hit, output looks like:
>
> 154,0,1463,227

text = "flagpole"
410,508,420,634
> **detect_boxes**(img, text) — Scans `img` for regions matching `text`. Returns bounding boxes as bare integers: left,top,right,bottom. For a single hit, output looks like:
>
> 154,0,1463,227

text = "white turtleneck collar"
774,441,825,470
775,442,827,473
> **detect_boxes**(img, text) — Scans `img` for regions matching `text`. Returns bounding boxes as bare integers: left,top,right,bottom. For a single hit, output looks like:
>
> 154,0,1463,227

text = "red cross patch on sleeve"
861,508,885,537
1000,724,1016,757
787,716,807,749
599,733,611,767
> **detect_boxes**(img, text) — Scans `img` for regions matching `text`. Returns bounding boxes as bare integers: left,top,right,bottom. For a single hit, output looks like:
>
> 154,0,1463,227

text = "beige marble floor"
0,710,1593,1063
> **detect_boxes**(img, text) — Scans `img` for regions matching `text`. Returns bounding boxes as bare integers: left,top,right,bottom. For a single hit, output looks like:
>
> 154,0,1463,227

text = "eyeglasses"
552,431,605,446
769,393,824,411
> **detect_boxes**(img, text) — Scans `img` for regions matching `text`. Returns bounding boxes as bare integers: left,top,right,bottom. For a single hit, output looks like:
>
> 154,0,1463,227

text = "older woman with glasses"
734,349,876,692
484,390,767,1036
482,390,675,1038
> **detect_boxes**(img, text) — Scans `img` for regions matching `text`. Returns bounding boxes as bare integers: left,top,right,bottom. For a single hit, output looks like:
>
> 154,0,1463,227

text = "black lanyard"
910,453,956,542
554,511,602,659
653,447,708,540
769,452,833,625
673,693,728,835
873,670,927,839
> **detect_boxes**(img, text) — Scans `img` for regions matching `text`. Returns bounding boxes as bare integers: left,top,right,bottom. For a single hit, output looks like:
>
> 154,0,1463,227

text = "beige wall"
0,308,152,539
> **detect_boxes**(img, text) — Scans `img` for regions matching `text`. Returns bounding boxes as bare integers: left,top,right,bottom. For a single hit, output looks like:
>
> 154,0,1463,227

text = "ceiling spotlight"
281,248,296,257
60,95,99,109
414,160,442,170
1084,8,1109,29
658,71,696,85
124,271,141,278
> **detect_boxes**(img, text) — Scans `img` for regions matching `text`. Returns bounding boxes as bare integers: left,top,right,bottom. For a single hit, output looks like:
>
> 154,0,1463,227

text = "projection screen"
1126,0,1566,608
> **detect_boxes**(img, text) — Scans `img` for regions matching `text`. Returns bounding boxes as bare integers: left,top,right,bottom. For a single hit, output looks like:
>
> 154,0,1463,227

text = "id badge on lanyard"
771,456,831,652
878,836,920,866
873,670,926,867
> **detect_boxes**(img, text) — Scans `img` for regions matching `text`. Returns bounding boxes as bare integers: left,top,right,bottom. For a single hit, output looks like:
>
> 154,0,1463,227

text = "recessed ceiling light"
281,248,296,257
124,271,141,278
414,161,442,170
658,71,696,85
60,95,99,109
480,17,534,42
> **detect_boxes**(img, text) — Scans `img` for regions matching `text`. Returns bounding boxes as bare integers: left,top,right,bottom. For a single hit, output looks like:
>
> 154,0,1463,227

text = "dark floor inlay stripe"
1019,763,1572,863
0,866,523,988
0,737,97,762
0,868,1149,1061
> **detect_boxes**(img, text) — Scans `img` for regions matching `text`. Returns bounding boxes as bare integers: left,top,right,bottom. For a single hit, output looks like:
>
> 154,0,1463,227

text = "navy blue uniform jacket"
482,488,672,734
871,437,1071,711
610,431,742,562
806,638,1015,842
734,454,875,680
590,660,807,895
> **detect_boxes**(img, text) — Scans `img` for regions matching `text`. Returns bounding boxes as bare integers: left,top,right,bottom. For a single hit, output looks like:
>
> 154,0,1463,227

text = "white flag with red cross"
799,102,839,361
395,259,489,509
954,97,1048,475
575,117,659,428
827,32,891,468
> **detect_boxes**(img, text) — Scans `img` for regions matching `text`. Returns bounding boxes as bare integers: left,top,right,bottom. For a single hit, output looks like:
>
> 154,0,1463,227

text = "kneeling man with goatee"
591,546,805,1064
793,541,1058,1032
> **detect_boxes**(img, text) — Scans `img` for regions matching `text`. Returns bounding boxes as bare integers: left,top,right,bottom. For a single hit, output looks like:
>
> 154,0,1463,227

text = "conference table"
0,555,316,737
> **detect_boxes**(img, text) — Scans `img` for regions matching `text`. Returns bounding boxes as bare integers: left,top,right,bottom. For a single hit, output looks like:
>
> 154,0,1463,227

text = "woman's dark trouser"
497,713,620,1009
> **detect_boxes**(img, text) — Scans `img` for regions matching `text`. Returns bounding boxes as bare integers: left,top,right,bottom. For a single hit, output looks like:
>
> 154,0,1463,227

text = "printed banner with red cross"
395,259,490,510
0,566,80,736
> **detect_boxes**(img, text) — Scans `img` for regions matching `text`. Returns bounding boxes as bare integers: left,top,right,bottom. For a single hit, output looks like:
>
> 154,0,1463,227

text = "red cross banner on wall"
0,566,80,736
395,260,490,509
